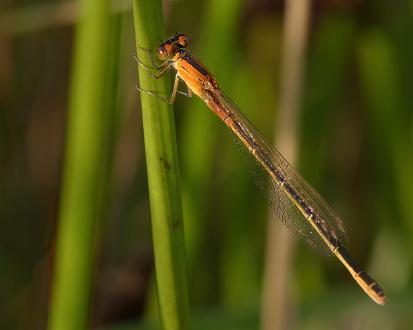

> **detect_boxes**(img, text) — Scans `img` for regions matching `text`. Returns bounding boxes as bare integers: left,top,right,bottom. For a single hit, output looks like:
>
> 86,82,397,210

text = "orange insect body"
137,33,387,305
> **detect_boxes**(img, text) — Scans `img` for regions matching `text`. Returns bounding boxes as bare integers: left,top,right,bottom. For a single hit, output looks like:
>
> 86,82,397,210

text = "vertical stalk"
261,0,310,329
48,0,111,328
132,1,190,329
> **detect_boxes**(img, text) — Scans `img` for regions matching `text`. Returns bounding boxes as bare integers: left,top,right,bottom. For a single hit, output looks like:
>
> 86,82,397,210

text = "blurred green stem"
48,0,112,328
133,1,190,329
261,0,310,329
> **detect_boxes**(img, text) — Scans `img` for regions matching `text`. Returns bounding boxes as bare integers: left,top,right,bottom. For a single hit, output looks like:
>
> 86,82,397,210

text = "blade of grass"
132,1,189,329
261,0,310,329
48,0,112,328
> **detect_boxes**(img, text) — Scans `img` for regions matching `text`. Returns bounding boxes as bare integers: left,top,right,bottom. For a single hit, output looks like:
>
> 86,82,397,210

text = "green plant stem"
132,1,189,329
47,0,112,328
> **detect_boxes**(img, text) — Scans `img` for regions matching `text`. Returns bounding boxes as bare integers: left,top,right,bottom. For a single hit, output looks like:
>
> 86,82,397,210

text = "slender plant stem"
48,0,112,328
261,0,310,329
132,1,190,329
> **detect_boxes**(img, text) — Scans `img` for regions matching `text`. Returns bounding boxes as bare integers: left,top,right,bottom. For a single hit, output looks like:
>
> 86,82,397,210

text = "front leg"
137,74,184,104
135,55,172,79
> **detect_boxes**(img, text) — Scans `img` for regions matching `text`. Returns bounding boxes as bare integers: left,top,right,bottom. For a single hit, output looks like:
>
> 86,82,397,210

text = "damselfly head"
157,33,190,60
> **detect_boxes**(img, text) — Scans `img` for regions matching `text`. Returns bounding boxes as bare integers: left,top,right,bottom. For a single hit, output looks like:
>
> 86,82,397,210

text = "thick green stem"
132,1,190,329
48,0,112,328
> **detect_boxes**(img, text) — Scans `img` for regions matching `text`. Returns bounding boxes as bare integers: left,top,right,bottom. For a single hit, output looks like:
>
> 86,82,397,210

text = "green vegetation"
0,0,412,329
47,0,114,328
132,0,189,329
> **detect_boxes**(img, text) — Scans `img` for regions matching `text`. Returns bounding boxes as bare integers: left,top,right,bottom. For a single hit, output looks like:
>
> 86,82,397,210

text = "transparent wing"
212,90,347,256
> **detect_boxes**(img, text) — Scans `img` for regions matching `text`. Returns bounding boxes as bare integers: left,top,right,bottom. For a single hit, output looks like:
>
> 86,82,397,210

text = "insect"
136,33,386,305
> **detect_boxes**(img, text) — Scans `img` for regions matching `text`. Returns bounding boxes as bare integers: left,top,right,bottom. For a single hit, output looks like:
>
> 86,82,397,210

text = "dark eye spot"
157,46,166,56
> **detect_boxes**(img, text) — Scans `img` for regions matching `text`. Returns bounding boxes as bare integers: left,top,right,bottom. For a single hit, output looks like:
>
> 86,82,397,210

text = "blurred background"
1,0,413,329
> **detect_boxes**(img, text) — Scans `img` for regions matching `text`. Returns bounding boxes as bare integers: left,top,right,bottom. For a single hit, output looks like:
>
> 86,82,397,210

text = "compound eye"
177,34,190,47
156,45,169,60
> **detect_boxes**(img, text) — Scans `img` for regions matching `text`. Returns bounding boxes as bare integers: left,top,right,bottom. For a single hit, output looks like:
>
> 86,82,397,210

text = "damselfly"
136,33,386,305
